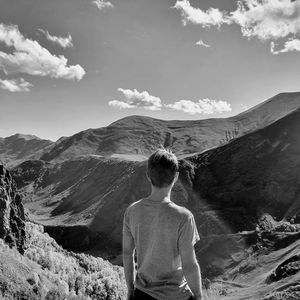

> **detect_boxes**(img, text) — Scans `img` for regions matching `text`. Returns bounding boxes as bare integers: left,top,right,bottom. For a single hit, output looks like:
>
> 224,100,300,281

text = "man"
123,148,203,300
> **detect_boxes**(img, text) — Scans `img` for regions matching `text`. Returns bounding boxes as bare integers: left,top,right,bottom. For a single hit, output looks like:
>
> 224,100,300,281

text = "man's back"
123,198,200,300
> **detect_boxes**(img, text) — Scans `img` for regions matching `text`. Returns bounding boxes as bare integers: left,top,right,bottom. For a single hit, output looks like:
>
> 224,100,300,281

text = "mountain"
11,102,300,258
39,92,300,162
0,133,53,168
187,106,300,228
2,92,300,167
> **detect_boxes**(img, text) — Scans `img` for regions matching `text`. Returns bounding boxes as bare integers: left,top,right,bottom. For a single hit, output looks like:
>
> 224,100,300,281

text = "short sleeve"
123,207,134,240
178,212,200,252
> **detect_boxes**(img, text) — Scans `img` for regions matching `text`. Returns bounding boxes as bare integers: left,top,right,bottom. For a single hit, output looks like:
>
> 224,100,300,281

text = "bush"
23,222,127,299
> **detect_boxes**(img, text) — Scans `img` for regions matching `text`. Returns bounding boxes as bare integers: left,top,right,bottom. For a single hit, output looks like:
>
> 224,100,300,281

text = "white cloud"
38,29,73,48
240,103,249,111
231,0,300,40
0,78,32,92
166,99,232,115
108,100,135,109
0,23,85,81
174,0,300,54
196,40,211,48
109,88,162,111
271,38,300,54
174,0,230,27
93,0,113,10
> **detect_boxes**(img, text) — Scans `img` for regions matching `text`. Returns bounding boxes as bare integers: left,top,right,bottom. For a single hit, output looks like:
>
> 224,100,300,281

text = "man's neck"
147,185,172,202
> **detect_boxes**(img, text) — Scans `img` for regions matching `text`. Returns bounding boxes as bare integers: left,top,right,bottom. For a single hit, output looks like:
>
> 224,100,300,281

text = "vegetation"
0,222,127,299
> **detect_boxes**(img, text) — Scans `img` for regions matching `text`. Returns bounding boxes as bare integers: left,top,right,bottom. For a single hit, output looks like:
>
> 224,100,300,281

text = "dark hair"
147,148,179,188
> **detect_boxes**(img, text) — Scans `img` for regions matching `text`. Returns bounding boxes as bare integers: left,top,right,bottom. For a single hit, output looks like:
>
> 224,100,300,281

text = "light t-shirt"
123,198,200,300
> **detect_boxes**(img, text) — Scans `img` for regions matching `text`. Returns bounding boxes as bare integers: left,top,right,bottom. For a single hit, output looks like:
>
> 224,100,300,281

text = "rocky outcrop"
269,254,300,282
0,164,25,254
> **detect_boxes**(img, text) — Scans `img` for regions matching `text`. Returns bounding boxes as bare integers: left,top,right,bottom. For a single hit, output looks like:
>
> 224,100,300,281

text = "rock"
257,214,298,233
269,254,300,282
0,164,26,253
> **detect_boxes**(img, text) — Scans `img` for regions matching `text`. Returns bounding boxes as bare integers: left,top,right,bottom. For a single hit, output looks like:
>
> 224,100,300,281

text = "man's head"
147,148,179,188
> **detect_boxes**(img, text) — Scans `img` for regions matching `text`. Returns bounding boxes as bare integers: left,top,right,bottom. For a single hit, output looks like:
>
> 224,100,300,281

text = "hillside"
0,134,53,168
187,106,300,230
0,164,126,299
38,92,300,162
0,222,127,299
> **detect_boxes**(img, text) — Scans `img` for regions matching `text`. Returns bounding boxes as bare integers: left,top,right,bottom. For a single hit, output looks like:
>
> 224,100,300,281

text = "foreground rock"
0,164,25,253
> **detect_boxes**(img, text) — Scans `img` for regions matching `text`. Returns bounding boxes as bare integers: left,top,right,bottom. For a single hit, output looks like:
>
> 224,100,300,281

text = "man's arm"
180,245,203,300
122,211,135,299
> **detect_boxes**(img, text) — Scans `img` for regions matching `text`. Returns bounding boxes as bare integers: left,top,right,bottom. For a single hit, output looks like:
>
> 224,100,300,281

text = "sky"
0,0,300,141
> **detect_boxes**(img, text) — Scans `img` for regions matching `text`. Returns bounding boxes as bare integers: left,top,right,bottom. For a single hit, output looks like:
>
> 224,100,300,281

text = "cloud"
38,29,73,48
108,100,135,109
196,40,211,47
93,0,113,10
109,88,162,111
166,99,232,115
174,0,230,27
174,0,300,54
0,23,85,81
271,38,300,54
240,103,249,110
231,0,300,40
0,78,32,92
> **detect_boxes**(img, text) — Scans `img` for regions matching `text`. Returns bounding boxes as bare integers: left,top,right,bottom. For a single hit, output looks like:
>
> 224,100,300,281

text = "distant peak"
4,133,50,141
108,115,159,127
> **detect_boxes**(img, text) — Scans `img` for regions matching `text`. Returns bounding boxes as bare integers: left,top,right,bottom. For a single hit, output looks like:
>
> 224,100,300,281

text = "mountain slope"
231,92,300,133
187,106,300,230
39,92,300,162
0,134,53,167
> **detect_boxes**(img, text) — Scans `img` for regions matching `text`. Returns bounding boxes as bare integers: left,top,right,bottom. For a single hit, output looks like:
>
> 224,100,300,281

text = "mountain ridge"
38,92,300,163
2,92,300,167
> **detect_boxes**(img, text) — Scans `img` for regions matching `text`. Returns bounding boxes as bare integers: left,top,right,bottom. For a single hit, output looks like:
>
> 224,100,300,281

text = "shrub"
23,222,127,299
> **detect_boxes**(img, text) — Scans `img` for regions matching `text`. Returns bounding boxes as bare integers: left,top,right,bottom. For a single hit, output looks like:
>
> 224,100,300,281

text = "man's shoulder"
125,199,143,212
167,202,194,219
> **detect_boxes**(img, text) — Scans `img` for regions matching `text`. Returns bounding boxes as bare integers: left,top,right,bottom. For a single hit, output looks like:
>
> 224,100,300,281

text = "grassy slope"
0,222,126,300
212,235,300,300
